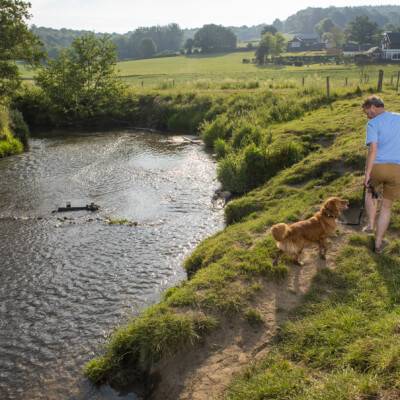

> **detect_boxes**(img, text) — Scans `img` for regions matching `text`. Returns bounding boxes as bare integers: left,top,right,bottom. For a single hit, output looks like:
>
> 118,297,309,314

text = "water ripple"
0,130,224,400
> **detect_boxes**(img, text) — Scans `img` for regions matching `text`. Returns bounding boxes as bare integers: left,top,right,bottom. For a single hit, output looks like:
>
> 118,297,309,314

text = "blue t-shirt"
366,111,400,164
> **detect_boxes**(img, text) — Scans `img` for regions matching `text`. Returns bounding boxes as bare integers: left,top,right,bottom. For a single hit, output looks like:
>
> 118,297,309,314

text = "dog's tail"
271,223,290,242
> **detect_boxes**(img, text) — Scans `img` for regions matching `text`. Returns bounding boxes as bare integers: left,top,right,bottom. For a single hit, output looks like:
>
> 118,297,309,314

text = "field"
20,51,400,93
117,52,400,91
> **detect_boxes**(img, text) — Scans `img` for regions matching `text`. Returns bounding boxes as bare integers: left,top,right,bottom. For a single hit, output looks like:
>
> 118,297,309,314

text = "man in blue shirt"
363,95,400,253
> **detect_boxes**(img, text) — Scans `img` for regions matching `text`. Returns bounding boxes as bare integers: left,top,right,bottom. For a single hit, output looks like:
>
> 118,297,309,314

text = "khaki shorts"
370,163,400,201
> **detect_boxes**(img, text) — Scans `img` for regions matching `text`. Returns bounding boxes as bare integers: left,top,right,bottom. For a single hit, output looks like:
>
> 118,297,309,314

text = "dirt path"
149,226,356,400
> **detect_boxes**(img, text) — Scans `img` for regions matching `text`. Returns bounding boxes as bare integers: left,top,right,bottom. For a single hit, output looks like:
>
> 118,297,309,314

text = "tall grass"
0,106,24,158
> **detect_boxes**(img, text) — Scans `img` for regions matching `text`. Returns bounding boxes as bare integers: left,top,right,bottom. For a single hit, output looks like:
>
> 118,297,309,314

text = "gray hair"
362,95,385,108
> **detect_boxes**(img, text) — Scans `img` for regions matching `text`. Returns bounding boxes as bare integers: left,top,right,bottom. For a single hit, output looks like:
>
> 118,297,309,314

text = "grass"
18,50,400,93
226,235,400,399
0,106,24,158
118,59,400,92
105,217,138,226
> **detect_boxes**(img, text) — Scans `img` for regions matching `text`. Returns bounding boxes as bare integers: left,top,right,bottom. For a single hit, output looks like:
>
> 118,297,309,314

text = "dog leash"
340,186,366,226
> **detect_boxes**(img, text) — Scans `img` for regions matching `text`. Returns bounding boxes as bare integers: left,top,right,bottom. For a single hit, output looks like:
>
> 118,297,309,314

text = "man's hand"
364,174,370,188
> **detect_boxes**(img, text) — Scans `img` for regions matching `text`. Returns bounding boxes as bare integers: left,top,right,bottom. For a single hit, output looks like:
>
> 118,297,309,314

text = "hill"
282,5,400,33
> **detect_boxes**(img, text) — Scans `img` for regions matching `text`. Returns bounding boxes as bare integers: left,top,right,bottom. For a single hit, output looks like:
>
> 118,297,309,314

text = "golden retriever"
271,197,348,265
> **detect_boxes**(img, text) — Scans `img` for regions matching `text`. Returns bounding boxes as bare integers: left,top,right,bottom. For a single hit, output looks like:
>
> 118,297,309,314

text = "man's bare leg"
365,191,378,230
375,198,393,250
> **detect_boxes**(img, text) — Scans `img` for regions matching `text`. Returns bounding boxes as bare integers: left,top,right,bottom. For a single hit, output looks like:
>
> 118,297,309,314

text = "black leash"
340,186,366,226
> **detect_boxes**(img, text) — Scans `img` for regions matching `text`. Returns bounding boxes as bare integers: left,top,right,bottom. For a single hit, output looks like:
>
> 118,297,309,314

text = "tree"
261,25,277,35
272,19,284,32
255,32,286,64
184,38,194,54
384,23,400,32
36,34,124,120
194,24,237,53
322,26,345,48
0,0,43,100
346,16,381,47
139,37,157,58
315,18,336,37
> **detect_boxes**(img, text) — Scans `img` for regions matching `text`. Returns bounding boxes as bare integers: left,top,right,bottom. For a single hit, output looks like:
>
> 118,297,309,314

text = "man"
363,95,400,253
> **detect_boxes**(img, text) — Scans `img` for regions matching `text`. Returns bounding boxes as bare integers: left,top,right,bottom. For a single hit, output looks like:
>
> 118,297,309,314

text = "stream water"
0,130,224,400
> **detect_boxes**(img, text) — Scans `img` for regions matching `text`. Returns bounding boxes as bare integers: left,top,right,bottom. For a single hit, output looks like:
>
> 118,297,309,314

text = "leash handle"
357,185,366,225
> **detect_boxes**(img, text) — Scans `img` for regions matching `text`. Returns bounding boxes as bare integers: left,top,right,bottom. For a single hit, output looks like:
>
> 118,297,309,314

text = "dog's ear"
322,198,340,217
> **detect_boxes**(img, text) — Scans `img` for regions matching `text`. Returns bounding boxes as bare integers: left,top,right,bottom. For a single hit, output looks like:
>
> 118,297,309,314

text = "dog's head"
321,197,349,218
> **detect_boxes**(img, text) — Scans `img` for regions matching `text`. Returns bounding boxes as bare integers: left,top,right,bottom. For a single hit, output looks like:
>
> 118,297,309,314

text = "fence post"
326,76,330,98
345,77,348,87
141,80,144,88
377,70,384,92
302,77,305,86
397,71,400,92
391,75,394,85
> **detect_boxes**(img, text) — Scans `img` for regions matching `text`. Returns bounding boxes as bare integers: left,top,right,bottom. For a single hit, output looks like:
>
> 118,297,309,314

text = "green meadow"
20,51,400,92
117,53,400,91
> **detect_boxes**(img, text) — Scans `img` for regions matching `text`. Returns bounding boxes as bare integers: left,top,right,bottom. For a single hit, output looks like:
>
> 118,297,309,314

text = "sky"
29,0,395,33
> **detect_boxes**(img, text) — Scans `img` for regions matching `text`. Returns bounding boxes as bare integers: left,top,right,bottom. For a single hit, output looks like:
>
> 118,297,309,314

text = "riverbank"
84,88,400,399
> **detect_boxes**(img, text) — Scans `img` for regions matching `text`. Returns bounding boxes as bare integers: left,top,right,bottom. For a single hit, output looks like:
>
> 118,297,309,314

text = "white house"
287,34,324,52
381,32,400,61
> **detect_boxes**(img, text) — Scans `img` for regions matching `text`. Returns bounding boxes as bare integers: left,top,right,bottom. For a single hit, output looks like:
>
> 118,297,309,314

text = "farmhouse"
287,34,325,52
381,32,400,61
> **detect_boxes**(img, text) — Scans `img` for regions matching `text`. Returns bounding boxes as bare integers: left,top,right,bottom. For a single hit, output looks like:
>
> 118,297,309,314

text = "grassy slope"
85,89,400,398
0,107,23,158
224,92,400,399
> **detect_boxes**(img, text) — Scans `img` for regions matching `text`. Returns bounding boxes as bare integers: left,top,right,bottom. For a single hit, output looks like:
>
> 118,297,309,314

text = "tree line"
281,5,400,35
254,11,399,66
32,24,183,60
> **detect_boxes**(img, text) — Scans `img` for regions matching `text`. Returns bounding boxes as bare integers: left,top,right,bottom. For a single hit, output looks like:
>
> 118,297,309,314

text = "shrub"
232,123,263,149
217,153,247,194
214,138,229,159
242,143,268,190
244,308,264,326
12,86,56,128
9,109,30,148
201,114,233,148
268,99,304,123
218,142,305,194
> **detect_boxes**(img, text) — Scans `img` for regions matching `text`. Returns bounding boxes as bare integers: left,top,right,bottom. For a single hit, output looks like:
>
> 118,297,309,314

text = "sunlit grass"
19,51,400,93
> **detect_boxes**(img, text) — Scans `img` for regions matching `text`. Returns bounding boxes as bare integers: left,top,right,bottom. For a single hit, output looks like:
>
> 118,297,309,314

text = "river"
0,130,224,400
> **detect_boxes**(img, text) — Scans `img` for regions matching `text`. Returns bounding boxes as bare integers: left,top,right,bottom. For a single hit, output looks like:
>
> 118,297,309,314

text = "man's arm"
365,142,377,186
